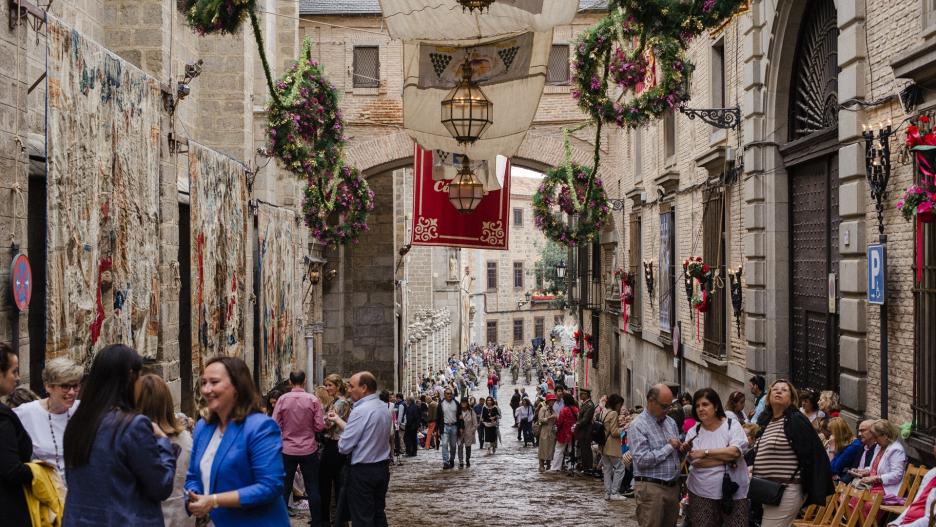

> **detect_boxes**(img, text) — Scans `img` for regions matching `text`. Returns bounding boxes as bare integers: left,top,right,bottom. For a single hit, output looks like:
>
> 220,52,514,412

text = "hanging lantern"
457,0,496,13
441,61,493,145
448,157,485,214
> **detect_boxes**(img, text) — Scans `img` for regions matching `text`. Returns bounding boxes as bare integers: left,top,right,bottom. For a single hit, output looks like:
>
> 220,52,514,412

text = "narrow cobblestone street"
293,376,639,527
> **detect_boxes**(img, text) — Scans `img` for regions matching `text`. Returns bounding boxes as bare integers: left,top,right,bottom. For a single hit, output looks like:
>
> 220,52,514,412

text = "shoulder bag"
748,420,800,506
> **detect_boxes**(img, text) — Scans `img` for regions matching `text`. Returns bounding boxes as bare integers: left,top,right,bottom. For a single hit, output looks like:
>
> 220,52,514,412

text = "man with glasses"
437,389,460,469
630,383,682,527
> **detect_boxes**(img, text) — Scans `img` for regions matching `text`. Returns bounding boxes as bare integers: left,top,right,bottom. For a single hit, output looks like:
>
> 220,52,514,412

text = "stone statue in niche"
448,251,458,281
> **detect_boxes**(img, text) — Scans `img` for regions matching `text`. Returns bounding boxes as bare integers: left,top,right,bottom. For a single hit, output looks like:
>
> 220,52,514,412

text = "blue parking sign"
867,244,886,305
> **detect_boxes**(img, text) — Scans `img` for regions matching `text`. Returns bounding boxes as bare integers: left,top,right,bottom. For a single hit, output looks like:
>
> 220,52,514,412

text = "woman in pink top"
548,393,579,472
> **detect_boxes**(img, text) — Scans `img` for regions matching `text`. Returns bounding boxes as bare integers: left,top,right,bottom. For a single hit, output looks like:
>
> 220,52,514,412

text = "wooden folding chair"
881,465,930,518
795,483,846,527
858,490,883,527
826,486,870,527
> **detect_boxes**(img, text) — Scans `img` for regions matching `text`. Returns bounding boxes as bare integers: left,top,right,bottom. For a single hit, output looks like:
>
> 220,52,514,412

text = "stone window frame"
486,261,498,291
513,318,525,342
513,207,523,227
347,43,381,95
711,36,726,109
486,320,498,345
546,43,571,86
663,109,677,168
534,316,545,339
513,261,524,289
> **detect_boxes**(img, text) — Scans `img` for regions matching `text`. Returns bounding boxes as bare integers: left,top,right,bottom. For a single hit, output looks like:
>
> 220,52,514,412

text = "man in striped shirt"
630,384,683,527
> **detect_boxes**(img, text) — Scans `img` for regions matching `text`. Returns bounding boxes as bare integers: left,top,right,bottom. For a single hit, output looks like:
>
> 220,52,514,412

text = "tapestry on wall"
257,203,305,393
189,142,249,384
45,18,162,365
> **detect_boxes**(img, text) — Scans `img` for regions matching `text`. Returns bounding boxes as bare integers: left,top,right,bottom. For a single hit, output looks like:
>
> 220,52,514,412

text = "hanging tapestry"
45,18,162,365
412,144,511,250
189,142,249,386
257,203,305,393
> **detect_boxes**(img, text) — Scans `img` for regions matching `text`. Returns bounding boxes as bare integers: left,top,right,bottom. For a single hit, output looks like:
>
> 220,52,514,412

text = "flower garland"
532,163,611,247
610,0,750,45
897,185,936,223
614,268,635,329
683,256,716,341
178,0,281,107
266,38,344,179
303,165,375,247
571,13,692,129
572,330,594,360
905,115,936,281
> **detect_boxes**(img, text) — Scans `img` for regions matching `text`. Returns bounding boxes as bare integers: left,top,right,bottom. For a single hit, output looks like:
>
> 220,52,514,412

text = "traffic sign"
10,254,32,312
867,244,886,305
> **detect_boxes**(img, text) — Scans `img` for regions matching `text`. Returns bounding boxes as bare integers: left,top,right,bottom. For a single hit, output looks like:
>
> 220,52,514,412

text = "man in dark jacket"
574,387,596,473
402,397,422,456
510,389,522,431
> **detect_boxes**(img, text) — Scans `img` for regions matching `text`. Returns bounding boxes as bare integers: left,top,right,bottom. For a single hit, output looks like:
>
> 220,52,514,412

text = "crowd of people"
2,336,935,527
0,342,394,527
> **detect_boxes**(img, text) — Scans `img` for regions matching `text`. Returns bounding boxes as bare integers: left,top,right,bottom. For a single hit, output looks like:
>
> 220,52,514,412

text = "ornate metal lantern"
555,260,567,279
448,157,485,213
441,61,493,145
457,0,495,13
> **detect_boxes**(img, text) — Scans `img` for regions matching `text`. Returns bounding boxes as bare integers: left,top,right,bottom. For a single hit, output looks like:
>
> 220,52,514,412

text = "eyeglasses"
55,383,80,392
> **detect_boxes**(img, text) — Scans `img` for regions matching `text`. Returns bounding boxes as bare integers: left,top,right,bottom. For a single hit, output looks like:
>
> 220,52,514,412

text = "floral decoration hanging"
610,0,751,46
266,38,345,179
532,163,611,247
303,165,375,247
683,256,716,341
904,115,936,281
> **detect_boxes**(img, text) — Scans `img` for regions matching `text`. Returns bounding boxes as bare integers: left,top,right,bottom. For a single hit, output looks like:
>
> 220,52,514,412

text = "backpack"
591,412,607,447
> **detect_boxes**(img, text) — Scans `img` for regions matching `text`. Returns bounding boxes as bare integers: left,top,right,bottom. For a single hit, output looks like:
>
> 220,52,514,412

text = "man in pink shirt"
272,370,326,525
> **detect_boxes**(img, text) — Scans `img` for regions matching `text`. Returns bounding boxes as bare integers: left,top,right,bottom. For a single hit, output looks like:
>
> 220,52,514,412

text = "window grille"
514,262,524,289
628,214,642,331
353,46,380,88
486,321,498,345
486,261,497,290
547,44,570,85
534,317,545,339
914,155,936,441
513,319,524,342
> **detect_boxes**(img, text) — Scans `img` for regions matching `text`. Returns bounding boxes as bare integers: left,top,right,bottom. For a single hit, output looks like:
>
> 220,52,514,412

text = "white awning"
402,30,551,188
380,0,578,44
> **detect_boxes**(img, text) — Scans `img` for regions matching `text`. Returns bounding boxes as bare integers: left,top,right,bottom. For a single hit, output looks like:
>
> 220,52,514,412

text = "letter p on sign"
867,244,886,305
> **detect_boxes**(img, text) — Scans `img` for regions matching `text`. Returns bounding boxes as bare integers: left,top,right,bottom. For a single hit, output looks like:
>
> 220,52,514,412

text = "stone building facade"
464,174,567,350
580,0,935,461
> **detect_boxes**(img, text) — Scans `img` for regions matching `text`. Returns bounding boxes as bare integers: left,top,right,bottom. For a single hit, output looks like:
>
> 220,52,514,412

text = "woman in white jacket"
855,419,906,497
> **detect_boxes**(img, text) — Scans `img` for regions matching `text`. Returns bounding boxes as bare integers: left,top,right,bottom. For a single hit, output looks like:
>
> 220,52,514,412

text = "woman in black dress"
0,342,33,527
480,396,501,454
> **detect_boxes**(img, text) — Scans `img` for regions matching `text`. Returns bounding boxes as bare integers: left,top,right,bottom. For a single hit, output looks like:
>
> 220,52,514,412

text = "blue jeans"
441,424,458,465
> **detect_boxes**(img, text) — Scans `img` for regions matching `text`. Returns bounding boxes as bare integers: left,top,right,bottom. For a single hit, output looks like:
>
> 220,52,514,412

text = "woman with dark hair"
63,344,176,526
136,373,194,526
264,388,283,416
185,356,289,526
0,343,33,527
799,389,825,427
684,388,750,527
480,396,501,454
752,380,833,527
600,394,626,500
725,391,747,424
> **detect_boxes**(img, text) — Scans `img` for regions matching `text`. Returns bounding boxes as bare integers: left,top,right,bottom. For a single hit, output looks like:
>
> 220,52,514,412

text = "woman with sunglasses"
14,356,84,483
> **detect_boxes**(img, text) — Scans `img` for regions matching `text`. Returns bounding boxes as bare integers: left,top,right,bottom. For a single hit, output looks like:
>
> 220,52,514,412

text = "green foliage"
534,239,568,295
177,0,255,35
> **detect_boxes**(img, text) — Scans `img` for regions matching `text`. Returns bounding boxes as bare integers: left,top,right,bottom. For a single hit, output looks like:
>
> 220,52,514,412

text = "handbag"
748,476,785,506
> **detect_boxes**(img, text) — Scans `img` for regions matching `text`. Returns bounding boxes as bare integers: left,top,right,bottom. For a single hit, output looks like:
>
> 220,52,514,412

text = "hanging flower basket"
532,163,611,247
897,185,936,223
610,0,751,45
178,0,255,35
682,256,713,282
266,38,344,179
303,165,375,247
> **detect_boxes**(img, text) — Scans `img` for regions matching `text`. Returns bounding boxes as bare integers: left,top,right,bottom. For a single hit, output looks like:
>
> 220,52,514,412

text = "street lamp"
441,60,493,145
555,260,567,279
456,0,495,12
448,157,485,214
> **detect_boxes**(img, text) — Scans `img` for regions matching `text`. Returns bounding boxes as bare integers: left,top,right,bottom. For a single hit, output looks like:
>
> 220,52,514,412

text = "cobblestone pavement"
292,376,639,527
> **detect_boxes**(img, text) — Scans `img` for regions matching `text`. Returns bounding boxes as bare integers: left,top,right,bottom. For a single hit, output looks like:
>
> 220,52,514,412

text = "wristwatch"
704,449,710,457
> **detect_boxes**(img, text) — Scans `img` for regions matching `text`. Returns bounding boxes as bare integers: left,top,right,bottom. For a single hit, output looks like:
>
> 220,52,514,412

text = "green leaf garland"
304,165,376,247
532,163,611,247
610,0,749,45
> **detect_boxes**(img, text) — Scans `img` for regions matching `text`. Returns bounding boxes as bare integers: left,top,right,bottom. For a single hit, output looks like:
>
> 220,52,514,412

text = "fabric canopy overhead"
403,30,551,188
380,0,578,44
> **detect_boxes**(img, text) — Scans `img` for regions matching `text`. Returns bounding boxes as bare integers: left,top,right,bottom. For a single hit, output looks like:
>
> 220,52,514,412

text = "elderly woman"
14,356,83,482
855,419,907,498
752,379,833,527
536,393,558,472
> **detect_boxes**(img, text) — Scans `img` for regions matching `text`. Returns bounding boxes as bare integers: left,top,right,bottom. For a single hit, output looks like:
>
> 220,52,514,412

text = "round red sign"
10,254,32,312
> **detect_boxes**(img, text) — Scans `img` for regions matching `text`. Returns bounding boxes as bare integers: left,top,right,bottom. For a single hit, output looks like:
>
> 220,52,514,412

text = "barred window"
352,46,379,88
486,321,498,345
534,317,545,339
514,261,524,289
513,319,524,342
486,261,497,290
914,154,936,442
547,44,570,85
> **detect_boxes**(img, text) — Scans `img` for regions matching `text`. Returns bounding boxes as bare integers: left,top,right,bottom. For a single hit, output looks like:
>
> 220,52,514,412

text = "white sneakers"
606,493,627,501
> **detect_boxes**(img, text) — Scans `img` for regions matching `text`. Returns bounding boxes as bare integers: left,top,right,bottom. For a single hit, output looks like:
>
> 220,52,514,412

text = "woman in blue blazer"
185,356,289,526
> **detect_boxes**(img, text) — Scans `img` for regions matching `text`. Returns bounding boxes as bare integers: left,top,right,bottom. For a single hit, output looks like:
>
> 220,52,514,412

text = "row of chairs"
794,463,934,527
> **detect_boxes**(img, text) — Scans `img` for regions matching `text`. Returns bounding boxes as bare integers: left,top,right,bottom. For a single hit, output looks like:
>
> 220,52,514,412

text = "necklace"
46,401,71,473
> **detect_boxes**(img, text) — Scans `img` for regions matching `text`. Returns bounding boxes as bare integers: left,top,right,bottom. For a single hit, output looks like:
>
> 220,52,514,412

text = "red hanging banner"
411,144,511,250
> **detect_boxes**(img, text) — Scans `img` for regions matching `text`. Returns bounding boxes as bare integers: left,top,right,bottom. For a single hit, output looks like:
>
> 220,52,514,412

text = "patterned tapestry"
189,142,249,384
257,203,305,393
45,18,162,364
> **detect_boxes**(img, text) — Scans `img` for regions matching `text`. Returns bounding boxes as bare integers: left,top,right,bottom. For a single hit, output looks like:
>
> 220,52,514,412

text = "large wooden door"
790,154,839,393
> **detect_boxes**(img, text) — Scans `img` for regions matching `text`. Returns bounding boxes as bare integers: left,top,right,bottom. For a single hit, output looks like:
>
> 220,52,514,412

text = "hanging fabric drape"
402,31,551,189
380,0,578,43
